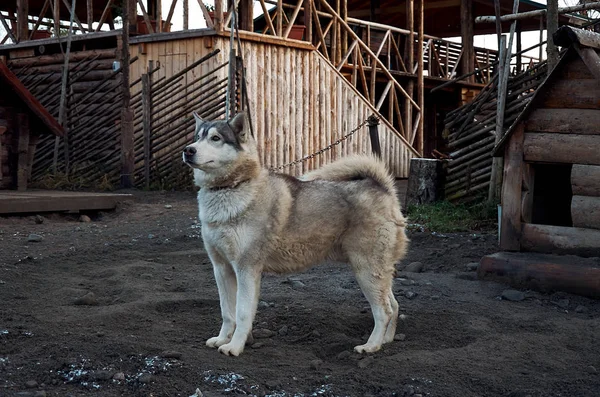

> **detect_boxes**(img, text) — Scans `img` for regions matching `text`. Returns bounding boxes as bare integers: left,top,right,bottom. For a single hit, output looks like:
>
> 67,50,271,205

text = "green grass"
405,200,498,233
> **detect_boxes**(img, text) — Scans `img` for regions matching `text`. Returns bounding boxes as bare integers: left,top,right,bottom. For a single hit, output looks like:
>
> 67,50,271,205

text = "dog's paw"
354,343,382,354
218,342,244,356
206,336,231,348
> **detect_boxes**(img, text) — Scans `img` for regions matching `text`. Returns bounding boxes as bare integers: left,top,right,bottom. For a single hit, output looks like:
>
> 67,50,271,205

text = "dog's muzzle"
183,146,196,163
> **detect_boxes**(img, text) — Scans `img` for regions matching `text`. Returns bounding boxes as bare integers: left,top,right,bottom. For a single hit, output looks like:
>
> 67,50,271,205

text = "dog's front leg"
206,252,237,348
218,265,261,356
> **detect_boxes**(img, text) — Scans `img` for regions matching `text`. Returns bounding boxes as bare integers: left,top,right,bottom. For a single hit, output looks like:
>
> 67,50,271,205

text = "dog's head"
183,112,259,188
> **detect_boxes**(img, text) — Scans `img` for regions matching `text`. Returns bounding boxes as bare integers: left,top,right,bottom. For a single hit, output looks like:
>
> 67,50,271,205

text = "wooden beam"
574,46,600,81
87,0,93,31
547,0,559,72
500,122,524,251
539,80,600,109
183,0,188,30
572,195,600,230
136,0,155,34
303,0,312,43
404,0,414,144
96,0,115,32
17,0,29,42
523,133,600,165
521,223,600,257
526,108,600,134
475,1,600,23
478,252,600,298
54,0,60,35
197,0,215,29
460,0,474,80
29,0,51,39
165,0,179,28
571,164,600,197
0,12,17,43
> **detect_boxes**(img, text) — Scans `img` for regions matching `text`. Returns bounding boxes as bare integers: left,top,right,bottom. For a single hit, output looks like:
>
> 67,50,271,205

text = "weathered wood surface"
405,158,445,206
558,57,595,80
521,223,600,257
130,35,417,178
500,123,525,251
523,133,600,165
16,113,30,191
571,164,600,196
478,252,600,298
525,108,600,134
571,195,600,230
0,190,133,214
521,163,535,224
539,79,600,109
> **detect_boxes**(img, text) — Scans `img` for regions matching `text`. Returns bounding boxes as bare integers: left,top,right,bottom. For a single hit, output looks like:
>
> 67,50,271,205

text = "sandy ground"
1,190,599,397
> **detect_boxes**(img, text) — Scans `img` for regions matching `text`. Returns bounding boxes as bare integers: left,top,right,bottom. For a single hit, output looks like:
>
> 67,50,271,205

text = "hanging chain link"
270,119,369,172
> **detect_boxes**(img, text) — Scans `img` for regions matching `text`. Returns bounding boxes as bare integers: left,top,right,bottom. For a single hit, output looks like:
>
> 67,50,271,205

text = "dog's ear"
193,112,204,133
229,112,249,143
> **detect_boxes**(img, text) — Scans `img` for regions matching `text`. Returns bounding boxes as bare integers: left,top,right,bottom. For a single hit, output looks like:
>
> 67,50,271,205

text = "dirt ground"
1,190,599,397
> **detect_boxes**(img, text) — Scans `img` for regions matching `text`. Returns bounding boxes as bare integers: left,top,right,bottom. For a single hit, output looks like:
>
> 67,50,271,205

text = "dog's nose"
184,146,196,156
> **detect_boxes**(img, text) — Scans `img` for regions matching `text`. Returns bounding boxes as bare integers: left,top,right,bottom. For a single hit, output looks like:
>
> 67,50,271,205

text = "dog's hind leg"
206,253,237,348
383,289,399,344
218,265,261,357
351,262,395,354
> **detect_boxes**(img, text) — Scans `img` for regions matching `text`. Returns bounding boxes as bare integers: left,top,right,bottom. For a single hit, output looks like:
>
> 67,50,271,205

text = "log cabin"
0,60,64,191
494,26,600,258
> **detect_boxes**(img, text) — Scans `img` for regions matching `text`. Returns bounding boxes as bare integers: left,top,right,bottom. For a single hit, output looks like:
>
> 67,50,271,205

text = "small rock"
278,325,288,336
587,365,598,374
394,333,406,341
465,262,479,271
289,279,306,289
189,389,205,397
404,262,424,273
138,373,153,383
404,291,418,300
34,215,44,224
310,359,323,370
164,204,173,209
361,306,370,313
25,380,38,388
92,370,114,381
160,350,182,359
251,342,264,349
148,234,155,239
501,289,525,302
27,234,43,243
400,279,415,286
430,295,441,300
337,350,351,360
357,356,375,368
113,372,125,381
79,215,91,223
554,299,570,310
258,300,271,309
73,291,98,306
403,385,415,396
253,328,276,339
575,305,588,313
140,273,153,279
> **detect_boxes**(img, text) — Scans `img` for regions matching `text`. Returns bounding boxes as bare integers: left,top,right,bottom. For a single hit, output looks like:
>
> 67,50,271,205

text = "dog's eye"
211,135,221,142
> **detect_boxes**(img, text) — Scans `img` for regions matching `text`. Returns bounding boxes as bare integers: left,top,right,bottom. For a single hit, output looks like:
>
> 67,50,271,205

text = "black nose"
184,146,196,156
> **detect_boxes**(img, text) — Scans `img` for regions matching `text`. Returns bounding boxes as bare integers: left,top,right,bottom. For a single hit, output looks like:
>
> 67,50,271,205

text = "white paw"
218,342,244,356
206,336,231,348
354,343,381,354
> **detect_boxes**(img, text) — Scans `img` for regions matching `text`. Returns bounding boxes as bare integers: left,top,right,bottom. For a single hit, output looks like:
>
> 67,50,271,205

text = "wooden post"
16,0,29,42
499,122,524,251
16,113,30,191
87,0,93,31
367,115,381,158
516,21,522,73
547,0,559,72
489,35,507,203
214,0,223,31
539,16,544,63
460,0,474,82
129,0,137,33
54,0,60,36
404,0,414,142
303,0,312,43
121,0,134,188
277,0,282,37
142,73,152,189
416,0,424,155
183,0,188,30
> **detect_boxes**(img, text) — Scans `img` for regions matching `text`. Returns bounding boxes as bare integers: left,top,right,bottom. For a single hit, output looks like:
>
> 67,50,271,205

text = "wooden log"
526,108,600,134
540,79,600,110
523,133,600,165
7,49,116,67
500,123,524,251
16,113,30,191
521,223,600,257
571,164,600,196
478,252,600,298
405,158,446,206
572,195,600,230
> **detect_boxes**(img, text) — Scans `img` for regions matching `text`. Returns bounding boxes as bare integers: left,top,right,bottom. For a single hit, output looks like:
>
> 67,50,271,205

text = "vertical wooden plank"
284,48,291,169
215,0,223,31
277,0,283,37
460,0,474,81
295,53,302,176
405,0,414,143
500,123,525,251
303,51,310,173
257,45,265,167
142,73,152,189
16,113,30,191
416,0,424,155
87,0,94,32
547,0,559,72
521,163,535,224
183,0,188,30
304,0,312,43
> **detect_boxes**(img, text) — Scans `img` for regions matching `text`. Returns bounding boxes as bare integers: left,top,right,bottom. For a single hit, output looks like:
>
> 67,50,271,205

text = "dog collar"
207,178,251,191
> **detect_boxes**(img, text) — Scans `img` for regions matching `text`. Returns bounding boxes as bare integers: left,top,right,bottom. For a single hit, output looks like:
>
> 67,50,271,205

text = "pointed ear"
193,112,204,132
229,112,249,143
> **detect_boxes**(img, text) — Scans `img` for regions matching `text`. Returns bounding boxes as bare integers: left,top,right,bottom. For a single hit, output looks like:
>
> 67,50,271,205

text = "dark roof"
492,26,600,156
0,61,64,137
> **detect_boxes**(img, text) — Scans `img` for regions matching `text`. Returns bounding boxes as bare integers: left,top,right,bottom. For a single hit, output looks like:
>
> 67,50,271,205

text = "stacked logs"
442,60,548,202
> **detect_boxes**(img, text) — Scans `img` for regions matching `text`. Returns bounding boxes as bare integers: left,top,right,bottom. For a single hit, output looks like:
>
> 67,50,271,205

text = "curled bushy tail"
301,155,397,196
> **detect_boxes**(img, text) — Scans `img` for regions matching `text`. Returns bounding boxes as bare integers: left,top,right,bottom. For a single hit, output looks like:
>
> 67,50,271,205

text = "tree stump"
405,158,446,207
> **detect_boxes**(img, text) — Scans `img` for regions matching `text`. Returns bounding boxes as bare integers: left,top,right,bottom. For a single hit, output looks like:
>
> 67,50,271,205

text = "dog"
183,111,408,356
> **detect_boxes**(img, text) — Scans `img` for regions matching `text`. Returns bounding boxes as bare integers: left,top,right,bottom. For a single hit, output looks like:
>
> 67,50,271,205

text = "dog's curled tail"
301,155,397,196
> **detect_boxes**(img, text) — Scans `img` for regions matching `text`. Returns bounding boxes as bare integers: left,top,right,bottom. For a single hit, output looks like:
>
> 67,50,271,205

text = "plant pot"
286,25,305,40
136,15,172,34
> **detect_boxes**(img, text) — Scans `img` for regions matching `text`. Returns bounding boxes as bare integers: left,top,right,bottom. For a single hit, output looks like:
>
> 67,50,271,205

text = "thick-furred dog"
183,112,408,356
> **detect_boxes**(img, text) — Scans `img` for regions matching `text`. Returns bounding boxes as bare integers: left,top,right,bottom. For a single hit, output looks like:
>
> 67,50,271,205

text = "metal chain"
270,119,369,172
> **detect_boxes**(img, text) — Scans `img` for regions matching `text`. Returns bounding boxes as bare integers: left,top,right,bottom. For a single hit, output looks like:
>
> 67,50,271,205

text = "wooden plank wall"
130,36,415,178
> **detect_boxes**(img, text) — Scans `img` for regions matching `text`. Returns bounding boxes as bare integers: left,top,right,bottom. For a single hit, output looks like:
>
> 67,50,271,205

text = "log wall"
130,35,417,178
